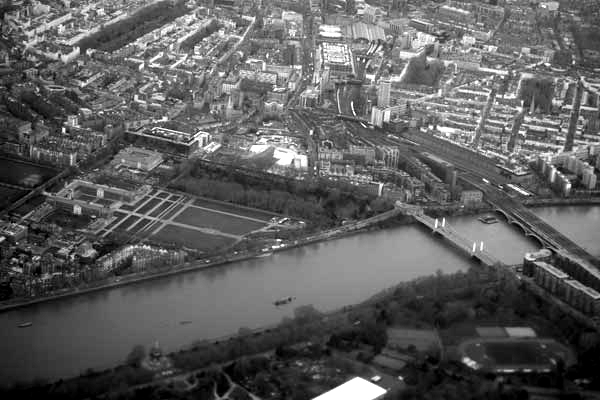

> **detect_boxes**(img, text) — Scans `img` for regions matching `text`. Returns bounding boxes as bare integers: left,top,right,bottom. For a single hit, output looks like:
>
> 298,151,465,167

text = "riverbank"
0,256,505,398
523,197,600,207
0,210,414,313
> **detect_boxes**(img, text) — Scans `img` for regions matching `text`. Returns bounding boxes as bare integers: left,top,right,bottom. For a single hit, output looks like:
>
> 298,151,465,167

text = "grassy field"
118,215,141,231
152,225,235,250
0,187,26,210
174,207,265,235
162,203,186,219
129,218,154,234
149,201,174,218
104,212,128,230
193,198,278,221
386,328,440,352
137,198,161,214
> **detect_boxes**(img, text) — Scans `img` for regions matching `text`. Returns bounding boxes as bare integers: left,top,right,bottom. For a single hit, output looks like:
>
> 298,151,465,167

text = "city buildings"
125,126,210,157
112,147,164,172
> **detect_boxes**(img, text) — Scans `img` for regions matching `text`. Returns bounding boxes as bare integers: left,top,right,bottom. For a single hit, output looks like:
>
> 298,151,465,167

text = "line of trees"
170,160,394,228
77,0,189,52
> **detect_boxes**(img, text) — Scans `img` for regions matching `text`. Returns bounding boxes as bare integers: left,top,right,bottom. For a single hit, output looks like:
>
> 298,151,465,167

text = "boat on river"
256,251,273,258
478,215,499,224
179,320,193,325
18,322,33,328
273,296,295,306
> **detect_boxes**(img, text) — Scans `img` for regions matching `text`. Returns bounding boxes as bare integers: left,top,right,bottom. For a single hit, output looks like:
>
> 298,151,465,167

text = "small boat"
478,215,498,224
256,252,273,258
179,320,193,325
18,322,32,328
274,296,296,306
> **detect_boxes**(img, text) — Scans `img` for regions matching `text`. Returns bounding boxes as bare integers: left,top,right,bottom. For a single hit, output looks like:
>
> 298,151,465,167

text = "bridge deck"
461,174,600,268
398,204,501,266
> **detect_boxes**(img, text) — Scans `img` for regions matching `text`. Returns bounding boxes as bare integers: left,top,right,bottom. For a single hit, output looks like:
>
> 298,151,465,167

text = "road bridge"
397,204,501,267
461,174,600,267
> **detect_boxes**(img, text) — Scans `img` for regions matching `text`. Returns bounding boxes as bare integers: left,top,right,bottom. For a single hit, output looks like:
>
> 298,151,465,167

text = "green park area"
170,159,394,230
152,224,235,251
518,77,554,114
76,0,189,52
173,207,266,236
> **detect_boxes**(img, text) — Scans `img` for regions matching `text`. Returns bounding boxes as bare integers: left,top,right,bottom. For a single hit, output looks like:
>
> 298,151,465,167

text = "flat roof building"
125,126,208,157
320,42,353,77
312,377,387,400
113,146,163,171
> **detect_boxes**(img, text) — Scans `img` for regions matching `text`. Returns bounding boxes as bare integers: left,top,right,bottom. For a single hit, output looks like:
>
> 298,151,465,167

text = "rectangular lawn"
136,198,162,214
162,203,186,220
174,207,265,235
149,201,174,218
129,218,154,234
193,198,278,221
152,225,235,251
117,215,140,231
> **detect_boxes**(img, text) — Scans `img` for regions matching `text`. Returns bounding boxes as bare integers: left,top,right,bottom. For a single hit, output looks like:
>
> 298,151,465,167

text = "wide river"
0,206,597,385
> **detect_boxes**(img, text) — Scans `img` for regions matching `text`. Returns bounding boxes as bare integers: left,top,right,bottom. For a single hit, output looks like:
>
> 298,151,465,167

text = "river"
0,206,597,385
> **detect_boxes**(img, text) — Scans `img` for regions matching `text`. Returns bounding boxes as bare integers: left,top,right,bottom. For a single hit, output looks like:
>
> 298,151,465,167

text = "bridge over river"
396,203,501,267
460,174,600,268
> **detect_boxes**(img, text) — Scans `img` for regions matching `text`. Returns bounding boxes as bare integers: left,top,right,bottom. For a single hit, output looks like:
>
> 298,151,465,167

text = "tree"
293,305,321,324
125,345,146,367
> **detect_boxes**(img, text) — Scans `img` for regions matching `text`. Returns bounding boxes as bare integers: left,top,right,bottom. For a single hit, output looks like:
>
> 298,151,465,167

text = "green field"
149,201,174,218
137,198,161,214
174,207,265,235
118,215,141,231
129,218,154,234
162,203,186,219
193,198,278,221
152,225,235,250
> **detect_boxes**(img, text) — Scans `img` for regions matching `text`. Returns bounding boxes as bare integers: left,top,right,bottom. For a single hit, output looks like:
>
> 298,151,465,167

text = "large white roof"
312,377,387,400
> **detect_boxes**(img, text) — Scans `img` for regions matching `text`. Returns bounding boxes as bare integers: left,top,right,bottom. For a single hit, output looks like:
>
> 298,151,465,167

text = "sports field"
459,338,575,373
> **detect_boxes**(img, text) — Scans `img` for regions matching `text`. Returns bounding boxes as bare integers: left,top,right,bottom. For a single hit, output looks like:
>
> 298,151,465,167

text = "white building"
312,377,386,400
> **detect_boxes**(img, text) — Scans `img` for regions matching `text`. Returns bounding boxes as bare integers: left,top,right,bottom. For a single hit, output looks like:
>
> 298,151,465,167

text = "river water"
0,206,597,385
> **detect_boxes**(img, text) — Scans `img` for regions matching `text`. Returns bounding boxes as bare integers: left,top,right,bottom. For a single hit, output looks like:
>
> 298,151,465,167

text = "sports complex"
458,327,576,374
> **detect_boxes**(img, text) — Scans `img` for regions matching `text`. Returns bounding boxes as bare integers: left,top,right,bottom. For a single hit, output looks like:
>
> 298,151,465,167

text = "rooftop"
312,377,387,400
